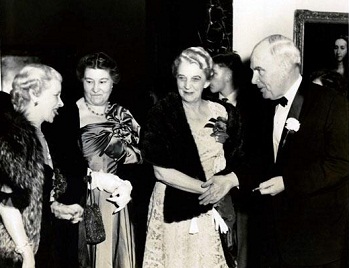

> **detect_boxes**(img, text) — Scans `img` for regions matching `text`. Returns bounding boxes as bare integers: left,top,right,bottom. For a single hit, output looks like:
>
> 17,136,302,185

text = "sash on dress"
81,103,141,168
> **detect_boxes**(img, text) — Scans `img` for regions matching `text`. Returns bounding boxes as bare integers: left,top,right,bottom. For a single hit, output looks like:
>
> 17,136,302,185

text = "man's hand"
198,173,238,205
254,176,285,196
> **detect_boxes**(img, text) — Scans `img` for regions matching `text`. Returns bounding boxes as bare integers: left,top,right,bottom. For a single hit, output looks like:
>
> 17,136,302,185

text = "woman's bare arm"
154,166,205,194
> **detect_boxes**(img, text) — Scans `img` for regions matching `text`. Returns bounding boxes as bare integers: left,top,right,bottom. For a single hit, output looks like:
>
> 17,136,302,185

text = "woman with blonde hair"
0,64,79,268
142,47,242,268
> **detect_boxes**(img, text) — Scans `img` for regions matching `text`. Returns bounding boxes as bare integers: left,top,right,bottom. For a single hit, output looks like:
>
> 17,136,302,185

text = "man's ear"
225,71,232,82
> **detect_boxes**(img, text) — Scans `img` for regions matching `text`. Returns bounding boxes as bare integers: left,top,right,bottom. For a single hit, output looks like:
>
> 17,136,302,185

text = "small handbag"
84,184,106,244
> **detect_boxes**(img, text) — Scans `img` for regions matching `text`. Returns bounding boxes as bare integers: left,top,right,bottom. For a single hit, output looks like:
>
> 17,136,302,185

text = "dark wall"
145,0,232,99
0,0,148,122
0,2,233,266
145,0,207,99
0,0,229,123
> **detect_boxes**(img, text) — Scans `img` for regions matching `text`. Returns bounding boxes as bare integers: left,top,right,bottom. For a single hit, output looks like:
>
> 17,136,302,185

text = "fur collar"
0,110,44,261
142,92,244,222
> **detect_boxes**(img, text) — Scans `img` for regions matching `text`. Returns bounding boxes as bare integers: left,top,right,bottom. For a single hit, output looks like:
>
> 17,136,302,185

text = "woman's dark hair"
213,52,245,89
76,52,120,84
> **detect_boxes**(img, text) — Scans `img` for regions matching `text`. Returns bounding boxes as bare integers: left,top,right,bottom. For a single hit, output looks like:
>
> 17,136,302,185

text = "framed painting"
293,9,348,77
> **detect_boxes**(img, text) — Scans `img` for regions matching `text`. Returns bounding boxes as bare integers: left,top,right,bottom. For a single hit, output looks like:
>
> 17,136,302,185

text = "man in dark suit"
204,51,254,268
200,34,349,267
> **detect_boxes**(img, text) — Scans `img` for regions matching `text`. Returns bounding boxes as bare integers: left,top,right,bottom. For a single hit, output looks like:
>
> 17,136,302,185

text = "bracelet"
15,241,32,255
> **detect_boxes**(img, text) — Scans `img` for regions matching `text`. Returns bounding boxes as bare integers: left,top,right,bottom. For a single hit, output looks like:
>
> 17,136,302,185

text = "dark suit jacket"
237,81,349,266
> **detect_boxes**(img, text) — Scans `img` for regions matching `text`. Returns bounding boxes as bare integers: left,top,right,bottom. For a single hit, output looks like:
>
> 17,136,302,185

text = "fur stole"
0,111,44,262
142,92,242,222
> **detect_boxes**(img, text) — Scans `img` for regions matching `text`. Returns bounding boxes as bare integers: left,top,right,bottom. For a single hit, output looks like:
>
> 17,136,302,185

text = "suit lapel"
277,84,305,158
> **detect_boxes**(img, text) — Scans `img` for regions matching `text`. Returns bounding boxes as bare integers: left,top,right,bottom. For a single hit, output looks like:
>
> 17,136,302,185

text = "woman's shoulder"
0,110,37,145
156,92,180,106
207,100,228,117
0,110,43,158
108,101,130,114
147,92,181,117
0,110,44,208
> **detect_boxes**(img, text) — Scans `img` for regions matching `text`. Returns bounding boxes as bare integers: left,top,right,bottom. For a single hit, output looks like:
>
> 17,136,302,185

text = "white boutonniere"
282,118,300,147
285,118,300,132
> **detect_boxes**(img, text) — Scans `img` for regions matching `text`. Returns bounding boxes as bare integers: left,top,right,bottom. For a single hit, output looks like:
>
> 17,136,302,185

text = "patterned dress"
143,101,229,268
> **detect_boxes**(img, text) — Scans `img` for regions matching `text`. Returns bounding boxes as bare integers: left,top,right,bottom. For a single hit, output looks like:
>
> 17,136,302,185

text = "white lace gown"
143,102,229,268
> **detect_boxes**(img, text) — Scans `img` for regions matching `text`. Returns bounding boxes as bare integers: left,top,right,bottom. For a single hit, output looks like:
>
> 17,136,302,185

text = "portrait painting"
294,9,348,78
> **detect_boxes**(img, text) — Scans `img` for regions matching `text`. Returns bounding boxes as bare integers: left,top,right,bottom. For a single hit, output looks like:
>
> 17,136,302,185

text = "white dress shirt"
219,91,237,106
273,75,302,161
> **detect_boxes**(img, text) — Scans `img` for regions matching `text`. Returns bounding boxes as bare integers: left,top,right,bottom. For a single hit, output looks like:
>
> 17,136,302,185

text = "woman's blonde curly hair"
10,64,62,112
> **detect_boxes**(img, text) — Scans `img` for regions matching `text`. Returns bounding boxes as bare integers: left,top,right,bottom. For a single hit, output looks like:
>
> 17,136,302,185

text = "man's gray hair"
254,34,301,67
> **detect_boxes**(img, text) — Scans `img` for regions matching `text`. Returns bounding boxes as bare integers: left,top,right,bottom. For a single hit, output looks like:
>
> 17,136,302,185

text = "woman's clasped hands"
199,172,239,205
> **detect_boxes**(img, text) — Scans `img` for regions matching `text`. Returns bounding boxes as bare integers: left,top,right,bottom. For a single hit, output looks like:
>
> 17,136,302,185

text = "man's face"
209,64,231,94
250,43,289,100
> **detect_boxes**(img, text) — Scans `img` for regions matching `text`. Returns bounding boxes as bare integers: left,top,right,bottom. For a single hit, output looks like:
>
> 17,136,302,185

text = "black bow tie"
221,98,228,103
272,96,288,107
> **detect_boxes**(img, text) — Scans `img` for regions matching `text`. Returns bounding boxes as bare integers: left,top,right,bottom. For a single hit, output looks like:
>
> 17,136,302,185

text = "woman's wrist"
15,241,33,255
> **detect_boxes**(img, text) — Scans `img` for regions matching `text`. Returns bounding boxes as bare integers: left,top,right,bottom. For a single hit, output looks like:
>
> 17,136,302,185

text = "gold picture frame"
293,9,348,75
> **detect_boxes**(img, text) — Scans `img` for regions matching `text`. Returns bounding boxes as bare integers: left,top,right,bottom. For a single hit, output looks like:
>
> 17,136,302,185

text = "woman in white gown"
142,47,242,268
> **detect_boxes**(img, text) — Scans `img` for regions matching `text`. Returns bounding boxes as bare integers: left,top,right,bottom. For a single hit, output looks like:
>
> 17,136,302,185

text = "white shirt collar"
218,91,237,106
283,75,302,107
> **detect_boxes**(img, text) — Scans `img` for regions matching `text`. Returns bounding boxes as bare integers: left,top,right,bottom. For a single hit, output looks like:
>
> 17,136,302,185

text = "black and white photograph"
0,1,348,268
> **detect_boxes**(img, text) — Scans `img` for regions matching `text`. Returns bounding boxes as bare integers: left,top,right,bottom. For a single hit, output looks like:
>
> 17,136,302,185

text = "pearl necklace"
85,100,110,117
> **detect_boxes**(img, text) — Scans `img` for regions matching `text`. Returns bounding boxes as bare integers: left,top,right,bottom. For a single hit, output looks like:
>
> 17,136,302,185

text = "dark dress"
42,102,88,268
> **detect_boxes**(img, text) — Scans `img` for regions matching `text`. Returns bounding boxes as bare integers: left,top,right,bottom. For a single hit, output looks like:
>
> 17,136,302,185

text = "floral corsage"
204,116,229,144
282,117,300,147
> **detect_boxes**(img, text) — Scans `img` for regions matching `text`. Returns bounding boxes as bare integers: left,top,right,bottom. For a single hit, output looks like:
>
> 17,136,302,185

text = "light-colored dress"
143,101,229,268
78,98,141,268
